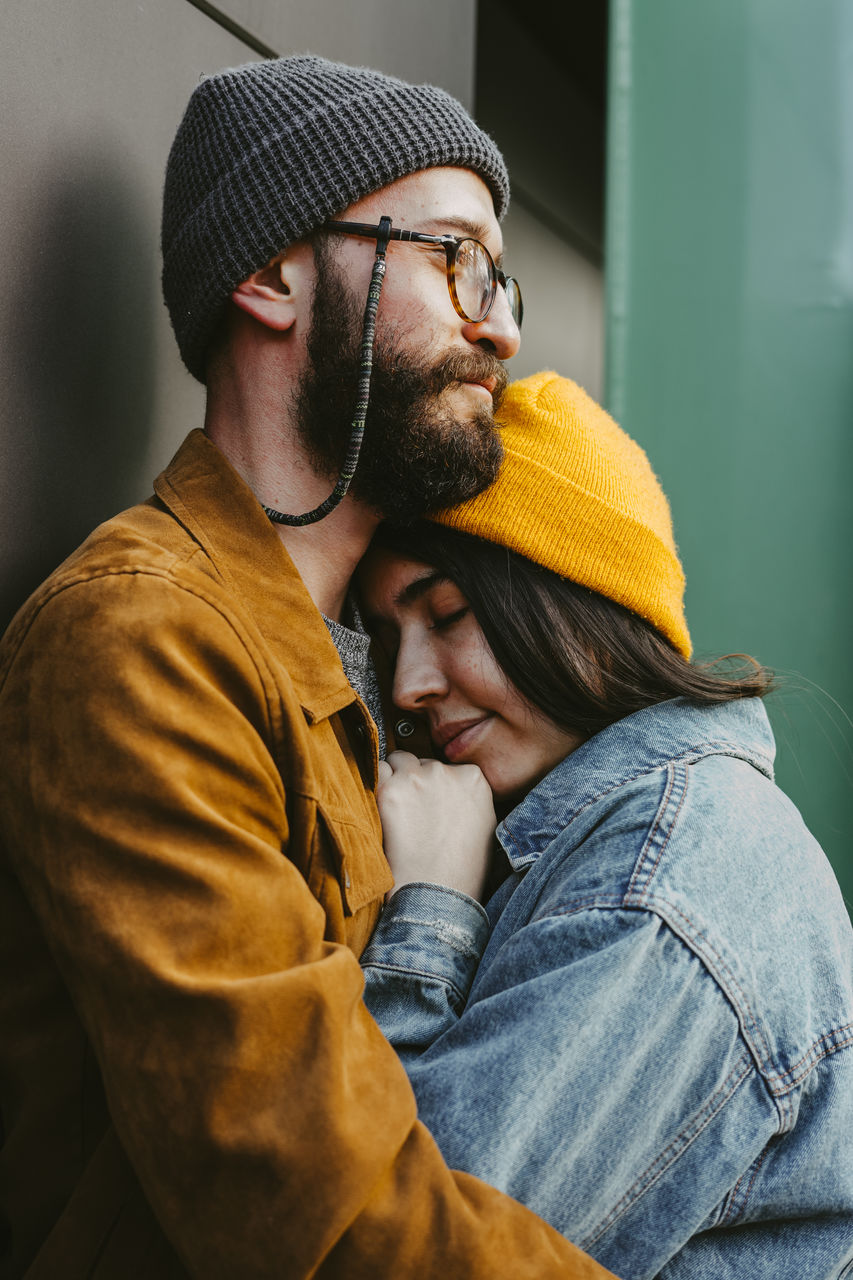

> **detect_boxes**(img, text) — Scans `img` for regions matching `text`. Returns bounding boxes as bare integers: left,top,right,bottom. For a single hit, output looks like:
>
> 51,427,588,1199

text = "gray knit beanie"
161,55,510,382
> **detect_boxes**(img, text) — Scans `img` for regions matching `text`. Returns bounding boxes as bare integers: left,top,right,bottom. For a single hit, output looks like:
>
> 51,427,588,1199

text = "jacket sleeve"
362,882,490,1060
0,570,616,1280
366,890,780,1278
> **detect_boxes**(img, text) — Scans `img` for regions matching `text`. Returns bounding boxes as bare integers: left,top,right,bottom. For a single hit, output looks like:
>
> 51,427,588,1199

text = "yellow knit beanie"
433,371,691,659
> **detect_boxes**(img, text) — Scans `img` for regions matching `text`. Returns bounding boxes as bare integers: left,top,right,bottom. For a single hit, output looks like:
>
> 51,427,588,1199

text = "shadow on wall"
0,145,156,631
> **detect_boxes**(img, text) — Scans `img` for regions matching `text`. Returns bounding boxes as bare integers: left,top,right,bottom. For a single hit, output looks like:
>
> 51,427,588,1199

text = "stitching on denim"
539,897,847,1105
539,898,777,1089
533,897,782,1124
525,901,850,1111
499,820,526,864
625,892,777,1074
500,738,771,863
583,1053,754,1250
630,763,680,895
627,762,689,899
767,1024,853,1086
362,960,469,1007
548,896,850,1095
718,1144,771,1226
633,895,853,1092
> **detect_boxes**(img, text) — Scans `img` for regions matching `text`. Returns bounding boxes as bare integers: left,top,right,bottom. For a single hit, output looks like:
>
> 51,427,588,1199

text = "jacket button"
356,724,367,739
395,718,415,739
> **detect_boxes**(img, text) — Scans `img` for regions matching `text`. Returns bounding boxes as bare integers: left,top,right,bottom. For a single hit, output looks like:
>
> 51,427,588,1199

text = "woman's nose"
392,639,447,710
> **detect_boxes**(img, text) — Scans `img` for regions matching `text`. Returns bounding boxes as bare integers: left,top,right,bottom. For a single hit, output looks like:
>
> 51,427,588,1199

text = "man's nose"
460,283,521,360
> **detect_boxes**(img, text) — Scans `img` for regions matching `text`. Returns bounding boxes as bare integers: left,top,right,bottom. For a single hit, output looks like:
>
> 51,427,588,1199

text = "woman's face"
360,548,582,803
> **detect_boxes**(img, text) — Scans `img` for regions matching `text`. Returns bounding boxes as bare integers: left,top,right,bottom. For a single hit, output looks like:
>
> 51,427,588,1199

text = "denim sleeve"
399,906,780,1280
361,882,490,1061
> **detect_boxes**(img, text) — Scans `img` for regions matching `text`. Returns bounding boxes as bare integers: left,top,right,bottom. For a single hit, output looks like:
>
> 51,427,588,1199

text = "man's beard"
294,242,508,524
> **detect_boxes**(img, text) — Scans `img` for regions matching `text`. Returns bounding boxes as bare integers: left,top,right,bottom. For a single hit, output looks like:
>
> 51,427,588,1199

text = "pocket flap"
315,803,393,916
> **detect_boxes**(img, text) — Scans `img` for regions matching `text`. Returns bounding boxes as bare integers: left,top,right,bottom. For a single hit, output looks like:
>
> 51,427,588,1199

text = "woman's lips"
435,716,492,762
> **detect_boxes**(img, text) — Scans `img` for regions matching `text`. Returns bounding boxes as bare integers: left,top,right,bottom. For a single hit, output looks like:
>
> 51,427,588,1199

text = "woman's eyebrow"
395,571,452,608
362,571,454,632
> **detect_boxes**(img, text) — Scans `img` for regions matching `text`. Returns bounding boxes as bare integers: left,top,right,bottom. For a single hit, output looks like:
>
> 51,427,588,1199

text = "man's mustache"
429,351,509,408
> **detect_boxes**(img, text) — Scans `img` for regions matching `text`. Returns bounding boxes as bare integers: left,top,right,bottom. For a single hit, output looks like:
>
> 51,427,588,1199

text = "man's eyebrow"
426,216,505,267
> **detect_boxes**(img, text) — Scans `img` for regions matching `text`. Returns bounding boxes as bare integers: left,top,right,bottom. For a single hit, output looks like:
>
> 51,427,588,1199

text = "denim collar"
497,697,776,871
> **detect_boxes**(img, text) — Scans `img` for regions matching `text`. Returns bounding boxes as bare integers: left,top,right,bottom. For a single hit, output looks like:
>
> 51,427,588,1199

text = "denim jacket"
362,698,853,1280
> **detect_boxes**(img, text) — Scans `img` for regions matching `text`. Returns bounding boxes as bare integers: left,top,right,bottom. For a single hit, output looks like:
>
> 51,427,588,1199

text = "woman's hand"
377,751,497,902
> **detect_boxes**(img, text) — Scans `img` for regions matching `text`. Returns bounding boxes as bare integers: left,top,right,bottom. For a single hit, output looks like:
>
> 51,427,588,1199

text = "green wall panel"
605,0,853,906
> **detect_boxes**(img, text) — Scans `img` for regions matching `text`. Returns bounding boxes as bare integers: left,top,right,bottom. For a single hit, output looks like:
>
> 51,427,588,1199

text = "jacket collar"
497,696,776,870
154,429,356,723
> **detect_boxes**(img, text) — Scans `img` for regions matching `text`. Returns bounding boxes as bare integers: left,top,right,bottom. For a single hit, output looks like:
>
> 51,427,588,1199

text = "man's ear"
230,253,302,332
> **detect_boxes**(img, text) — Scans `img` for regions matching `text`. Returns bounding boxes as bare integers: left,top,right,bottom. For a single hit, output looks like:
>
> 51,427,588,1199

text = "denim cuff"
361,882,490,996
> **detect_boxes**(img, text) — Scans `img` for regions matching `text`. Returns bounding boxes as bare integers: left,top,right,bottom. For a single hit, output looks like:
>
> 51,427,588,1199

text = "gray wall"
476,0,606,396
0,0,482,627
197,0,476,105
500,200,604,394
1,0,603,628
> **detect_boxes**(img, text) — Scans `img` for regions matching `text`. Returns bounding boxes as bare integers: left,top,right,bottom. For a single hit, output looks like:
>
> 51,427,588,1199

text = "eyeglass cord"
262,216,393,527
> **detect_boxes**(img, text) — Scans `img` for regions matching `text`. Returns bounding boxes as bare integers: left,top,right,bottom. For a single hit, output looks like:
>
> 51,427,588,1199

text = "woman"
358,373,853,1280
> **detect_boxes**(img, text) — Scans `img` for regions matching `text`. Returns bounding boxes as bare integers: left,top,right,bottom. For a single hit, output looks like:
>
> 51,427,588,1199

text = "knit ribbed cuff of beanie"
161,56,510,382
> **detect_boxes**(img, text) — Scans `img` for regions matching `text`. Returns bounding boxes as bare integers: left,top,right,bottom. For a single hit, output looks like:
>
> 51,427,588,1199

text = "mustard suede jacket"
0,431,612,1280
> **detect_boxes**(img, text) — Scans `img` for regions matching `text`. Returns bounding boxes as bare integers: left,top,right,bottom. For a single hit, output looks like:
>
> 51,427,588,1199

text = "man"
0,57,615,1279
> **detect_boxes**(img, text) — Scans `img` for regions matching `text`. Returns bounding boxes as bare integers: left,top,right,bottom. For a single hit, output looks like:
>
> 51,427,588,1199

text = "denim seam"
582,1051,754,1250
634,894,853,1097
633,893,784,1098
626,762,689,898
767,1024,853,1086
360,960,468,1006
533,896,789,1116
534,885,853,1096
718,1144,771,1225
390,882,491,919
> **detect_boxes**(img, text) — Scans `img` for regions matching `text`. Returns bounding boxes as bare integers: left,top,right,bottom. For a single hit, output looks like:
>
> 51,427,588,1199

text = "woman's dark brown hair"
371,522,772,740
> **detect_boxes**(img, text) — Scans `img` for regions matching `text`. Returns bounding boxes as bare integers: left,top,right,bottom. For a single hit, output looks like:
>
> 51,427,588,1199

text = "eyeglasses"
324,219,523,329
261,212,518,528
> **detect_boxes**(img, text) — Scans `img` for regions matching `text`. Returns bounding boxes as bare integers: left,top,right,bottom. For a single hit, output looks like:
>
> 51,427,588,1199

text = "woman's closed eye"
430,606,469,632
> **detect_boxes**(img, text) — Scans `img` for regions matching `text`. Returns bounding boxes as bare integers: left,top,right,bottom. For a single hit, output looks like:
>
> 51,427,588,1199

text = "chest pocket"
305,798,393,949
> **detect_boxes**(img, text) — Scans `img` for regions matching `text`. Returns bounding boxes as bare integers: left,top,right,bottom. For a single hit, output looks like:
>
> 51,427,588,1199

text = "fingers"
384,750,425,774
378,751,421,793
381,752,488,786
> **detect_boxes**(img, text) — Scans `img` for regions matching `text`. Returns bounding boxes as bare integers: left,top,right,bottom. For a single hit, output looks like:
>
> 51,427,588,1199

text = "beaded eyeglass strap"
263,215,393,527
